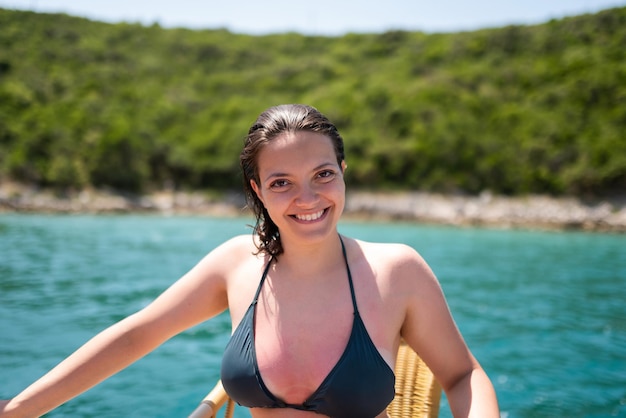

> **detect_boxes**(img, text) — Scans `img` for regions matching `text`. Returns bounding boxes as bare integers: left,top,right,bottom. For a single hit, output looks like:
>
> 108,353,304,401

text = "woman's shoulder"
199,234,263,272
349,238,436,285
352,238,423,264
219,234,258,251
212,234,259,254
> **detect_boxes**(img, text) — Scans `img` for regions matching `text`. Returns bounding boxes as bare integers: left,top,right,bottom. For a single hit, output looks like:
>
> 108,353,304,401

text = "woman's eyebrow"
263,162,336,182
263,171,289,182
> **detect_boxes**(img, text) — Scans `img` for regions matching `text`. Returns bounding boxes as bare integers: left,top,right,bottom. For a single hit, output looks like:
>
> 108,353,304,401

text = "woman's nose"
295,183,319,206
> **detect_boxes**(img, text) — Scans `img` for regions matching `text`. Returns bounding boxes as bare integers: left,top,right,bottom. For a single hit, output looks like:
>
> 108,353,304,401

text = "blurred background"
0,0,624,199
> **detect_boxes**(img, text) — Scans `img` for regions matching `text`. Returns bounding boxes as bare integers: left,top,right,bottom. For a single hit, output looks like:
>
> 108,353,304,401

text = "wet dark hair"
240,104,345,257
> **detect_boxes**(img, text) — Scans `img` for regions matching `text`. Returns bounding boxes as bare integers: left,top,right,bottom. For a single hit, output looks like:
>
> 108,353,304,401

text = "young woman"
1,104,499,417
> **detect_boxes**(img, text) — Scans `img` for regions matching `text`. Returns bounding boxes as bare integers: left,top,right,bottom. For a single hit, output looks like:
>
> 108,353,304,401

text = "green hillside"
0,7,624,196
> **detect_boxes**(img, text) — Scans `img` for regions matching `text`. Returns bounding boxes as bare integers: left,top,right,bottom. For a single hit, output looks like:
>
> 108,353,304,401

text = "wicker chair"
188,340,441,418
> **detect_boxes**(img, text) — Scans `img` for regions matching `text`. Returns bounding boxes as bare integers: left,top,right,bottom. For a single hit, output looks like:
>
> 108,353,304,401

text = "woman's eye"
318,170,335,180
269,179,289,189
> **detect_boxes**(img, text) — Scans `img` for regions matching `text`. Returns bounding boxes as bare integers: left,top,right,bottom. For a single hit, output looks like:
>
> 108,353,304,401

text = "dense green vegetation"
0,7,624,196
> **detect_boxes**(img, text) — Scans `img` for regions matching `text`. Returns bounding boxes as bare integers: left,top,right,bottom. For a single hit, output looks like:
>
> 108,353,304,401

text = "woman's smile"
292,208,328,222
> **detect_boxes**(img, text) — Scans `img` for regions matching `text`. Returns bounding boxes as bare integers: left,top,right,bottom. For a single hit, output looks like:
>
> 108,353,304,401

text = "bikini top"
220,237,396,417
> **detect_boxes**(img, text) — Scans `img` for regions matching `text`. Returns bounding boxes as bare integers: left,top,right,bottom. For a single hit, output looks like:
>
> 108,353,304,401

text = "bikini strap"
254,239,357,312
252,257,274,305
339,235,359,314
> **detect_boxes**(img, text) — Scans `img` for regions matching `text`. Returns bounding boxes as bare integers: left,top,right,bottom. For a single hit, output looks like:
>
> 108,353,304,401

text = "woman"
1,104,499,417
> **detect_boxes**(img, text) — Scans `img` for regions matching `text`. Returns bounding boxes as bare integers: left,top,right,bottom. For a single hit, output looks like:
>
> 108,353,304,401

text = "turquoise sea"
0,214,624,418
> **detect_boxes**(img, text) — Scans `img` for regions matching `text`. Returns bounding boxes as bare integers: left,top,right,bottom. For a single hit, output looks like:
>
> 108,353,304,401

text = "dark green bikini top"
220,237,395,417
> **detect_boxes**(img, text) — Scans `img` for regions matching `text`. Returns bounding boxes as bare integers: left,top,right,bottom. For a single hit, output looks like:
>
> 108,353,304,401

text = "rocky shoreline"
1,183,625,233
344,191,626,232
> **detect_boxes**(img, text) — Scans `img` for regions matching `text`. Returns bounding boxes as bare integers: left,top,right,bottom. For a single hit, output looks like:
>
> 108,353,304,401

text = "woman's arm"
2,310,182,417
397,246,500,417
443,359,499,417
0,237,240,418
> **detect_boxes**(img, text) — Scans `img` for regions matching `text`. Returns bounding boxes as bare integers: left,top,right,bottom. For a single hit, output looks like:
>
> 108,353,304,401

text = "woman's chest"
251,269,402,404
253,277,356,403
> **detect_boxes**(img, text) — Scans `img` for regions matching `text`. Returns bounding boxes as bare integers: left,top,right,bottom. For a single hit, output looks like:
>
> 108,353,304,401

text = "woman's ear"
341,160,347,173
250,179,264,205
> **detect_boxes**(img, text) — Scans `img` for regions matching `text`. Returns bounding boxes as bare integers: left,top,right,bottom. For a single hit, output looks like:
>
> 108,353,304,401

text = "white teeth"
296,210,324,221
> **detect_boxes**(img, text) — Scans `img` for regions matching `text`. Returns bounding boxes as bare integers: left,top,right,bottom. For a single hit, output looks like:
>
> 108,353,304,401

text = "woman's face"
251,130,346,247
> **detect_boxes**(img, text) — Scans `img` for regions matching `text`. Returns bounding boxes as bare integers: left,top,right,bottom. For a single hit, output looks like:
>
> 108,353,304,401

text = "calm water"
0,214,624,418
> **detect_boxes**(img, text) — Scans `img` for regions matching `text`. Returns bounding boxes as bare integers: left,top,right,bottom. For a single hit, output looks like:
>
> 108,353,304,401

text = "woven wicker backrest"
387,340,442,418
189,340,441,418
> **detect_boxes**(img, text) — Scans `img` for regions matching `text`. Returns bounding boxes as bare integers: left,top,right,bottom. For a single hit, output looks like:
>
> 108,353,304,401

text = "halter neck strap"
253,235,357,313
339,235,359,313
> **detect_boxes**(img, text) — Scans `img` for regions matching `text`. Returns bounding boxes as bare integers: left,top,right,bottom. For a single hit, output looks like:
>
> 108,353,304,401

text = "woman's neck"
276,233,346,279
